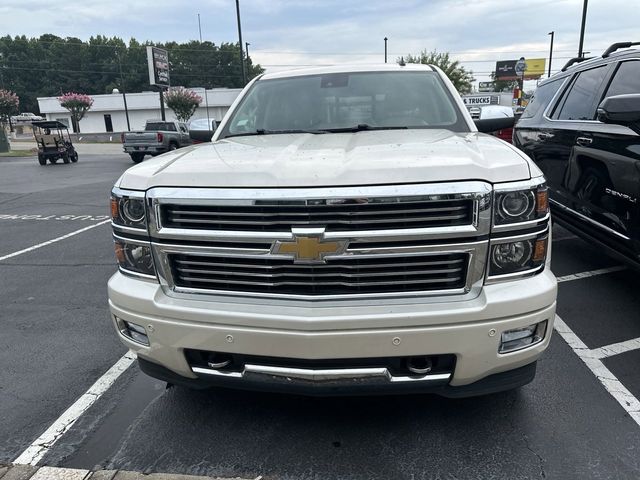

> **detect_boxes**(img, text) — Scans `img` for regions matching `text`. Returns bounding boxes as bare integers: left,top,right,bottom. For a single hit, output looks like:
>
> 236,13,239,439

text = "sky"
1,0,639,90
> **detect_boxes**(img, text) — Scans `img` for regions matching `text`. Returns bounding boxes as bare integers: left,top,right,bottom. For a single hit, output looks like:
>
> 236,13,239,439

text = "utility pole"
245,42,251,75
117,51,131,131
548,31,554,78
384,37,388,63
578,0,588,57
195,19,211,129
235,0,247,85
159,89,166,121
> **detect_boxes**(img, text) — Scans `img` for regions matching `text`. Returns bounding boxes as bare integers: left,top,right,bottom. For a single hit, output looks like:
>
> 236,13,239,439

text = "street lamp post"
235,0,247,86
384,37,388,63
578,0,588,57
245,42,251,76
548,31,554,78
116,51,131,132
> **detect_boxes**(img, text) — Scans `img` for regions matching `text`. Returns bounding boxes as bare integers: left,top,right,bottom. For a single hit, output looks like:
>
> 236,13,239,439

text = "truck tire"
38,154,46,166
62,153,70,164
70,151,79,163
130,153,145,163
169,143,178,151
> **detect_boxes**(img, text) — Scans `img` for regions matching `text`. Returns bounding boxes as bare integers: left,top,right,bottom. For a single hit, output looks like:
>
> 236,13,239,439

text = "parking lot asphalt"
1,152,639,480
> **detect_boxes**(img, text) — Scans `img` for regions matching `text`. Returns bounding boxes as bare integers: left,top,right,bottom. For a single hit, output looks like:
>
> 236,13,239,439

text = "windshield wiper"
318,124,409,133
223,128,327,139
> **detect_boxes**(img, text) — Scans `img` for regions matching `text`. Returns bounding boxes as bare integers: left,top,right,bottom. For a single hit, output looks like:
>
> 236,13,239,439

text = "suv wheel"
130,153,144,163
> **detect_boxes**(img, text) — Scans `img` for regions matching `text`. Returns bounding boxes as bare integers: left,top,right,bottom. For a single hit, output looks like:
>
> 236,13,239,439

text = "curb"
0,465,259,480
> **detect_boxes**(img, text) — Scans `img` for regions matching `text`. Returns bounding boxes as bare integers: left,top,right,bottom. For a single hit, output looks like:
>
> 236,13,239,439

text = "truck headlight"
494,181,548,226
111,188,147,230
488,233,548,278
114,237,156,278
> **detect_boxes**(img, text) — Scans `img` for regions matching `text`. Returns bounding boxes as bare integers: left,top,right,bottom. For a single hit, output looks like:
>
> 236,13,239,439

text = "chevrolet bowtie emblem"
271,229,348,263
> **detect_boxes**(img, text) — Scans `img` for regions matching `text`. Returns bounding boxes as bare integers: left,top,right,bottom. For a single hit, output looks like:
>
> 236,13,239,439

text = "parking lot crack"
522,434,546,479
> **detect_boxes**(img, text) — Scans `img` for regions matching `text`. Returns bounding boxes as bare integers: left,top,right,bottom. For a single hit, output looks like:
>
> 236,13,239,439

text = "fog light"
115,316,150,346
499,320,547,353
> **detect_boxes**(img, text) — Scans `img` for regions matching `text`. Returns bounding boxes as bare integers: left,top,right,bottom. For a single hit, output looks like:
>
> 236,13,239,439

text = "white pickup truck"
108,64,557,397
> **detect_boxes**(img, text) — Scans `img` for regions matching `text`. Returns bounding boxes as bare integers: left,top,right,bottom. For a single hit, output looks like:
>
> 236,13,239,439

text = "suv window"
604,60,640,97
520,77,564,119
555,65,609,121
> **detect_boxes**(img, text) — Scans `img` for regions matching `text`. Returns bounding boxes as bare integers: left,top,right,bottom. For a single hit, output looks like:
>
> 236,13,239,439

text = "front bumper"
108,269,557,395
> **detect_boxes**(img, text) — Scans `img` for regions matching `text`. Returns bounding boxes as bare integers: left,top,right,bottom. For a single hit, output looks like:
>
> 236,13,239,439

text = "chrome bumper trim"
191,364,452,384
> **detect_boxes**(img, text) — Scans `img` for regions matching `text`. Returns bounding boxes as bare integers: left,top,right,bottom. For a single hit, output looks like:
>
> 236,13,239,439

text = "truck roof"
260,63,436,80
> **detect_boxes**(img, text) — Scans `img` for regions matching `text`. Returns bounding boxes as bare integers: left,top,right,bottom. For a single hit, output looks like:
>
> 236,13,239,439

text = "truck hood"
117,129,533,190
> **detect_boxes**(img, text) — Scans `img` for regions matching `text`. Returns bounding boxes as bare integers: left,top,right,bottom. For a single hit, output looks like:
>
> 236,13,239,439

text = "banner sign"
146,46,170,88
495,58,546,80
462,95,499,106
478,81,495,92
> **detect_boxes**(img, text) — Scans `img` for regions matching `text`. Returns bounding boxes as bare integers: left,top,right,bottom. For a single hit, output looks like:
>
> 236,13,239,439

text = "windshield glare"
221,71,468,137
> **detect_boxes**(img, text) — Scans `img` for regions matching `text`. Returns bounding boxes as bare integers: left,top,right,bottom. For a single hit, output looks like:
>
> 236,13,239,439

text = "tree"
0,35,265,113
164,87,202,122
402,50,475,94
0,88,19,124
0,89,18,152
58,92,93,133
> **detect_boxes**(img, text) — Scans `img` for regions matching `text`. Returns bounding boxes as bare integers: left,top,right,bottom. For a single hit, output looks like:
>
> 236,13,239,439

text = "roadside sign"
478,81,494,92
146,46,170,88
495,58,546,80
462,95,499,106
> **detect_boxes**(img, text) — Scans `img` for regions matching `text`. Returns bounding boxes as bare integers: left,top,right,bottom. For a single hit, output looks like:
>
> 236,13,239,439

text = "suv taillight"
157,132,163,143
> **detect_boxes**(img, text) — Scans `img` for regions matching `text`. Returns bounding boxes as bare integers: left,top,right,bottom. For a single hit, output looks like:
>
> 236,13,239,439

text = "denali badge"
271,229,348,264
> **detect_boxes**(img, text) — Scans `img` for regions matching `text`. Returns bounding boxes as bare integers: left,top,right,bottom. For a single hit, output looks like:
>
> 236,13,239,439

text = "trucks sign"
146,46,170,88
462,95,499,106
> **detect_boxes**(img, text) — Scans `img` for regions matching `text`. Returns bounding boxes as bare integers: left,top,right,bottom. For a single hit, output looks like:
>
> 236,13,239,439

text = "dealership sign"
146,46,170,88
462,95,499,106
478,81,495,92
495,58,546,80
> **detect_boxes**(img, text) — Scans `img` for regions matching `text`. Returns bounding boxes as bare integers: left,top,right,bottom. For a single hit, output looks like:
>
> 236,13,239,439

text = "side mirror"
597,94,640,134
474,117,515,133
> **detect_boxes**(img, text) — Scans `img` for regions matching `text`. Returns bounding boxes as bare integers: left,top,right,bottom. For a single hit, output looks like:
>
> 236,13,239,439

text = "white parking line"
590,337,640,360
555,265,626,283
554,315,640,427
13,351,136,466
0,219,110,262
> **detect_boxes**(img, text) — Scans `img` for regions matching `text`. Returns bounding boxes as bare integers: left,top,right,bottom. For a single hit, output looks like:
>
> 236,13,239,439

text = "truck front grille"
161,199,473,232
148,183,492,300
169,252,469,296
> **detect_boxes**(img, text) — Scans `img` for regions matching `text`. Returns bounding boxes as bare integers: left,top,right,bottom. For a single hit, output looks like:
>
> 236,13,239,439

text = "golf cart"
32,120,78,165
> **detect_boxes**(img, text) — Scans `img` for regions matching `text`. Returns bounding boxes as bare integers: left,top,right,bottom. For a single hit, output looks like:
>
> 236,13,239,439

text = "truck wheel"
70,151,79,163
62,153,70,164
38,154,46,166
169,143,178,151
130,153,144,163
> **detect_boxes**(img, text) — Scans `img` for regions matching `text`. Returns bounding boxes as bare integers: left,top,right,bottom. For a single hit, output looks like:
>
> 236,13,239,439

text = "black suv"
514,42,640,268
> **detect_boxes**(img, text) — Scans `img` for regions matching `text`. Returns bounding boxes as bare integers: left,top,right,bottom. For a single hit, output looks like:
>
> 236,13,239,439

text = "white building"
37,87,242,134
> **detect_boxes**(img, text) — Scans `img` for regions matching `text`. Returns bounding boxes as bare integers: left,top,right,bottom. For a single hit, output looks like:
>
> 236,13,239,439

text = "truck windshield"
219,71,468,138
145,122,176,131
